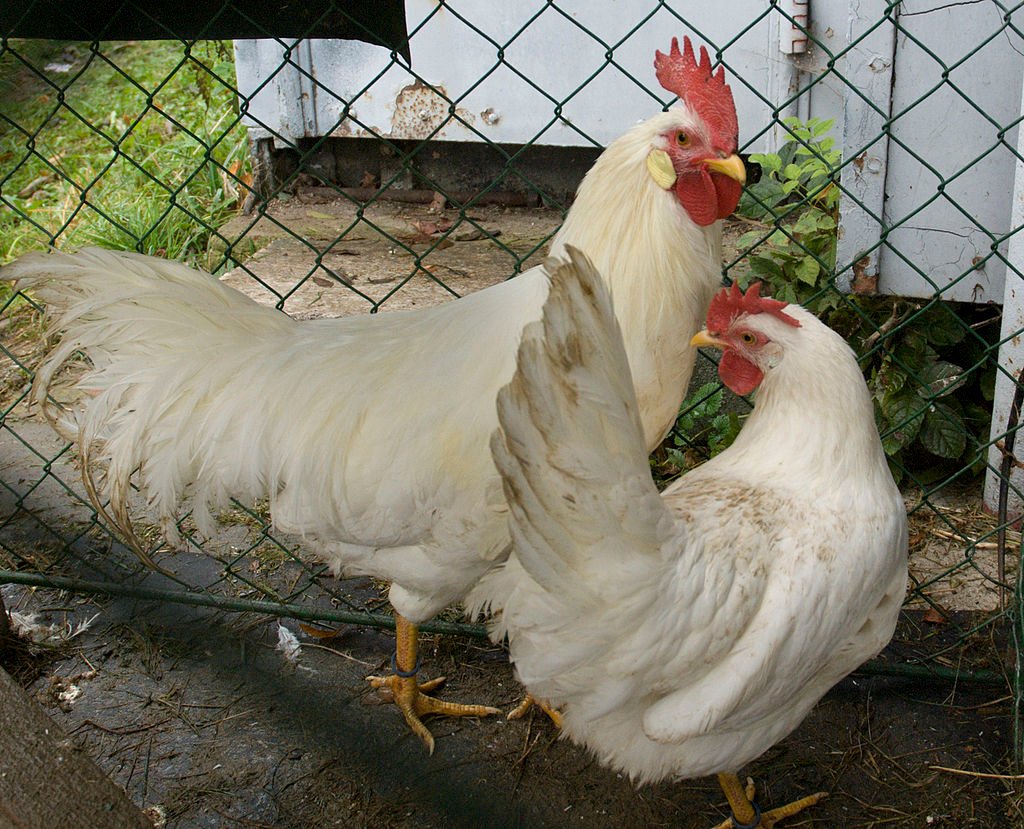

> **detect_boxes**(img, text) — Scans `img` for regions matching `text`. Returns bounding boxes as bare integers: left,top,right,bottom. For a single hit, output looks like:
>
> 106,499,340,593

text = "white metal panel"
761,1,1023,304
984,76,1024,513
235,0,779,152
829,0,896,294
877,1,1023,303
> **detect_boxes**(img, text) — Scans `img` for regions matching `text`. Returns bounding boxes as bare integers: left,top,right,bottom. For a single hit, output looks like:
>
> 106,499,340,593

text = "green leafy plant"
667,119,843,468
658,381,743,478
735,117,841,315
829,300,996,480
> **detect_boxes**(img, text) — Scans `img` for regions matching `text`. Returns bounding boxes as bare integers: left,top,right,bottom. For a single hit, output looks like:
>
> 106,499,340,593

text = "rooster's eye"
740,332,757,346
676,132,689,147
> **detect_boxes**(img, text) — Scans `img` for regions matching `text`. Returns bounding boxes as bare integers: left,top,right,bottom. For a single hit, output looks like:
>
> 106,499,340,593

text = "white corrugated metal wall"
233,1,1024,303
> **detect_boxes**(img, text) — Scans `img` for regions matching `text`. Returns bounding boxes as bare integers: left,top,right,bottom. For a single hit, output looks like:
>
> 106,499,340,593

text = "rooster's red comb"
654,36,738,149
706,282,801,334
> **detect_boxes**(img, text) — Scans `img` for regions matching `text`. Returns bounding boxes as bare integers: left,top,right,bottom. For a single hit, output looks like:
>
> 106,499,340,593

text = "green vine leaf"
880,392,926,455
920,401,967,459
921,309,966,347
916,360,967,399
726,116,996,473
795,256,820,286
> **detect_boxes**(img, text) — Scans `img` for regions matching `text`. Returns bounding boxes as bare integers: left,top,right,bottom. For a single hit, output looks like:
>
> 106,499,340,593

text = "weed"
830,297,996,481
658,381,744,480
0,40,249,264
734,117,840,315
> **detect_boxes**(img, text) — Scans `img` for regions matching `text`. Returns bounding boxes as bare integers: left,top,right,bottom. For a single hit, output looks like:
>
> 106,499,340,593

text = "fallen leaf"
454,227,499,242
298,622,343,639
411,218,454,237
922,606,947,624
227,160,254,189
320,268,353,286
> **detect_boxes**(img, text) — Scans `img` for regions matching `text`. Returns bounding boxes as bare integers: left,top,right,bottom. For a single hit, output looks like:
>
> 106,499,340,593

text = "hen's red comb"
706,282,801,333
655,36,738,149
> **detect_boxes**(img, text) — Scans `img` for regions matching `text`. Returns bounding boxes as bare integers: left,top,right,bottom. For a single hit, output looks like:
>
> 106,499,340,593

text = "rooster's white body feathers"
4,109,723,623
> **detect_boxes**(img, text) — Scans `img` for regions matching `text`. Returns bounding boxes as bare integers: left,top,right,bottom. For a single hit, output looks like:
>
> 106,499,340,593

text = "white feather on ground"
9,611,100,646
276,623,302,663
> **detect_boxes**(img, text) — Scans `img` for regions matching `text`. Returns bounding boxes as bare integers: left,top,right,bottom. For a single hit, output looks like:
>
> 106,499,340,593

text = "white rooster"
468,248,908,826
2,37,746,752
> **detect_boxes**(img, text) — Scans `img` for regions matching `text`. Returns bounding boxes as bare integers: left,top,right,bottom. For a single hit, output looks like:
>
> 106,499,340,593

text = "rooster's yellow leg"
712,773,827,829
507,694,564,729
366,613,500,754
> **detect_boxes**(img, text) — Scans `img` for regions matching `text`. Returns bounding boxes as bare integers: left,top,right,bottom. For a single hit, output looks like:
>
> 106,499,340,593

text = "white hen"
469,248,908,825
2,38,745,752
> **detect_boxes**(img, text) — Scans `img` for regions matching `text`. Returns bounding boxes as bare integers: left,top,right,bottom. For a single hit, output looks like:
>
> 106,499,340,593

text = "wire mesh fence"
1,0,1024,766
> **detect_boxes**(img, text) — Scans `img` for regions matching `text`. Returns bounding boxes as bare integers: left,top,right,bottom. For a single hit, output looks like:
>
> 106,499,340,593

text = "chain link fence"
2,0,1024,763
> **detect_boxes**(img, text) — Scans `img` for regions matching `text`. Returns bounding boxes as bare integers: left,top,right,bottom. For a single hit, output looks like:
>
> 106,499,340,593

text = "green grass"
0,39,250,265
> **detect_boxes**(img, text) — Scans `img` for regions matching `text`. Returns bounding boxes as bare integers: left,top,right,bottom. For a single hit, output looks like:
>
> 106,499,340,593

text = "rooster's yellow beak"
703,154,747,185
691,330,727,350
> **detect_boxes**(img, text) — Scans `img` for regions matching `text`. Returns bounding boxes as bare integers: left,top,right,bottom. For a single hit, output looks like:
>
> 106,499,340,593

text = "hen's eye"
676,132,689,147
740,332,757,345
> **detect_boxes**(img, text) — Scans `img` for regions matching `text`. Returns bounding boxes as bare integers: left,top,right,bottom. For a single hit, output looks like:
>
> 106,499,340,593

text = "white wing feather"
488,246,675,607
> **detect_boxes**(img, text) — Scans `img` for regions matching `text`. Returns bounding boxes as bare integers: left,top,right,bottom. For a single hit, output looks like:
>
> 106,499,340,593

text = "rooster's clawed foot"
366,613,499,754
366,671,501,755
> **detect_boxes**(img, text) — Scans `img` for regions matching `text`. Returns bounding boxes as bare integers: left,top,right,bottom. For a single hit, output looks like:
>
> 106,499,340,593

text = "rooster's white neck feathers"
551,109,724,448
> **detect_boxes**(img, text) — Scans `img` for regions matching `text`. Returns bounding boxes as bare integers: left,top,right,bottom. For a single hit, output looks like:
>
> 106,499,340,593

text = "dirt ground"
2,194,1023,827
1,571,1021,829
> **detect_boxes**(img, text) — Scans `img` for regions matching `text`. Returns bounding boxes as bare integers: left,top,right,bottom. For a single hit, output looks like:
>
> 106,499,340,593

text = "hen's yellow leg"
713,773,827,829
366,613,500,754
507,694,564,729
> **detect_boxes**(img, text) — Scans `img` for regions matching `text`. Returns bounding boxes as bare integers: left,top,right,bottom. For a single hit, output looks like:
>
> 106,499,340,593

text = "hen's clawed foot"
713,773,827,829
507,693,563,729
366,613,500,754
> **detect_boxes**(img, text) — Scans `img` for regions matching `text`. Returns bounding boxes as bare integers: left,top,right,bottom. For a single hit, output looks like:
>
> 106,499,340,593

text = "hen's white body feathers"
4,109,722,623
467,249,908,783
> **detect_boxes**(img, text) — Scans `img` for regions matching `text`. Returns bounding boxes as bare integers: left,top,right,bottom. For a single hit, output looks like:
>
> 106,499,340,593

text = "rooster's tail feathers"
2,247,296,554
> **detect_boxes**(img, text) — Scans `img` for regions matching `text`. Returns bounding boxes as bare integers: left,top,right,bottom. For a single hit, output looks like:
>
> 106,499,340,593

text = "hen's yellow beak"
691,330,727,350
703,154,747,184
